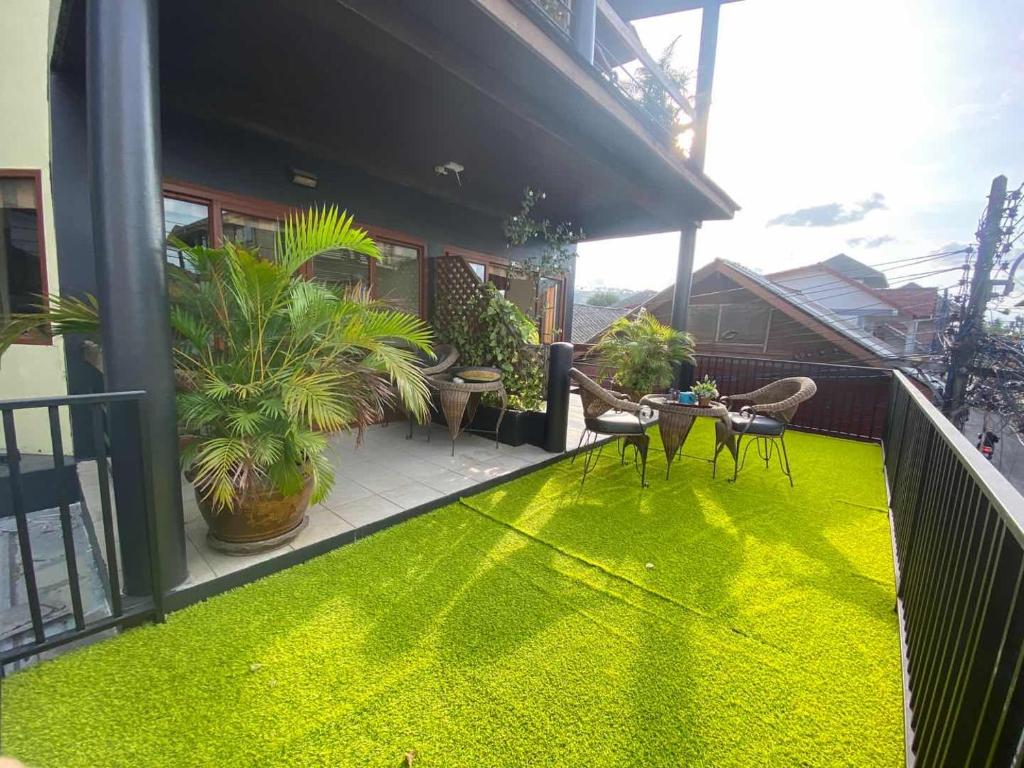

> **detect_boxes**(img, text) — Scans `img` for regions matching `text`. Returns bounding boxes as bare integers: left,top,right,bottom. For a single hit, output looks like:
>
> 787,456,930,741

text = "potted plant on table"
691,375,719,408
593,309,695,400
1,206,433,552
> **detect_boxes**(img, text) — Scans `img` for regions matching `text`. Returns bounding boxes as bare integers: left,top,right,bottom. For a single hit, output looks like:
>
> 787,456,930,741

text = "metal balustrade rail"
573,347,892,440
694,354,892,440
519,0,693,146
0,391,164,669
886,371,1024,766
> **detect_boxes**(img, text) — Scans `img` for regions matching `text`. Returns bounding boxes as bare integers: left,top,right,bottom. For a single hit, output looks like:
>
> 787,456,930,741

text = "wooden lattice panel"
434,254,551,385
434,254,490,344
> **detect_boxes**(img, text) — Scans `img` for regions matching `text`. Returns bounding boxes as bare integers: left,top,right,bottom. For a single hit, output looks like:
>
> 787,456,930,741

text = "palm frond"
0,205,434,511
275,205,380,274
0,294,100,354
191,437,250,512
281,371,351,432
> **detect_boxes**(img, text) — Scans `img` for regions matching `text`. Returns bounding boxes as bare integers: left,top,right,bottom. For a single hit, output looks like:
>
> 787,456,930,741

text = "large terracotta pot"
194,475,313,553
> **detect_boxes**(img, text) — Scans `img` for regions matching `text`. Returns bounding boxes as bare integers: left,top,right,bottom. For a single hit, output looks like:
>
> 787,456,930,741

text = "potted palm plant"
592,309,695,400
1,206,433,552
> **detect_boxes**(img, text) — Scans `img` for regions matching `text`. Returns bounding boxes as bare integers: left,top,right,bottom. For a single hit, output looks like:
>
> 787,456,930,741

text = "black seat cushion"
585,411,658,435
730,413,785,437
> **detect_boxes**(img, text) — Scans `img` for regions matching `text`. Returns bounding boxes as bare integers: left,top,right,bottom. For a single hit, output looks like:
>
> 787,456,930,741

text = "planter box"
431,400,547,448
470,404,546,448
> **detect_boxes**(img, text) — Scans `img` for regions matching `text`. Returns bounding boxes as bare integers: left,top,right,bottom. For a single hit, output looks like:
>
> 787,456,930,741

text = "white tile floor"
80,396,591,591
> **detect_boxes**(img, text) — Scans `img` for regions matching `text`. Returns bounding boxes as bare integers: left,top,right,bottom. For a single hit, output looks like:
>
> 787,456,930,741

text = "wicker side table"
639,396,729,479
431,371,507,455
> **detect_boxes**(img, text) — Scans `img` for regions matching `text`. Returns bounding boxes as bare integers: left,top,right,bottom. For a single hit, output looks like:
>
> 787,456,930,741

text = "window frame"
1,169,50,346
162,180,427,318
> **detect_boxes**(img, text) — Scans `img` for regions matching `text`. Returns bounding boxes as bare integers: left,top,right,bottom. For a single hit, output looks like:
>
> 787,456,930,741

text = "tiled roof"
613,289,658,308
571,304,630,343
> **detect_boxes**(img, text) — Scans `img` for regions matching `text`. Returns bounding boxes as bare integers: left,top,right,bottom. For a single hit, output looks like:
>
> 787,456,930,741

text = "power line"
691,251,970,301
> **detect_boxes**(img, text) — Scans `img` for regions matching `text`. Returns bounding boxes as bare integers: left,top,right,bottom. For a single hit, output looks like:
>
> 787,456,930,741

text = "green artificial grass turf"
0,422,904,767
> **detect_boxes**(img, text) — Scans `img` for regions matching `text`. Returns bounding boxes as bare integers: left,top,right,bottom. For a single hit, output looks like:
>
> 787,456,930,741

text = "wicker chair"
569,368,657,487
401,344,459,438
713,376,817,486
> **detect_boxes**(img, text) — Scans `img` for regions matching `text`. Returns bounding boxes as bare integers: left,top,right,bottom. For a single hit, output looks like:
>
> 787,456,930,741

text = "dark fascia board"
611,0,743,21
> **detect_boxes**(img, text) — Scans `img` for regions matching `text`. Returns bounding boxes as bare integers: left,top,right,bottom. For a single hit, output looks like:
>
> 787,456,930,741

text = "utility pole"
943,175,1008,428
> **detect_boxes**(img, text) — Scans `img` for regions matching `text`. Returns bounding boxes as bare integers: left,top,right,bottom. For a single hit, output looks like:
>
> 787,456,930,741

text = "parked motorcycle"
977,429,1000,461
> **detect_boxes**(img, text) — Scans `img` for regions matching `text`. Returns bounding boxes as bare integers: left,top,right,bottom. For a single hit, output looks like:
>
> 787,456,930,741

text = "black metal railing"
573,347,892,440
593,0,693,142
520,0,694,149
527,0,572,34
885,371,1024,766
0,391,164,668
695,355,892,440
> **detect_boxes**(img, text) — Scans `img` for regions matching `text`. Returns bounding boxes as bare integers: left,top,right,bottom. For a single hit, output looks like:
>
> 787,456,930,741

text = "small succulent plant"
691,375,719,401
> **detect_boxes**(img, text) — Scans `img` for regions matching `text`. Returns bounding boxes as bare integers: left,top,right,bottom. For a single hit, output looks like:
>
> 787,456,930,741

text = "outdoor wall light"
290,168,318,189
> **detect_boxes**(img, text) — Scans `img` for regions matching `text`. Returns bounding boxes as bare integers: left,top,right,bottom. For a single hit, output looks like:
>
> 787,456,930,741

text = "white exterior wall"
0,0,71,454
773,268,895,325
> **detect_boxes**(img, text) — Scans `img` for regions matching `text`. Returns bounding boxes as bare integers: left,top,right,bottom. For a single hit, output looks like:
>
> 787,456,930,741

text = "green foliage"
0,426,902,768
172,207,432,511
691,375,719,400
0,293,100,352
593,309,695,398
586,290,622,307
434,282,544,411
1,206,433,513
620,37,691,150
502,188,583,324
533,0,571,31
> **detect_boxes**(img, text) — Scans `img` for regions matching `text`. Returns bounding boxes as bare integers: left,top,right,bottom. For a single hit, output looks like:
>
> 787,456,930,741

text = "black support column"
670,2,722,389
87,0,187,592
670,227,698,388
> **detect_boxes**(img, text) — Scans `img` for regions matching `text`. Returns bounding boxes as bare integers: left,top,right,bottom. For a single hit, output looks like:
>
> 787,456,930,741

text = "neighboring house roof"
770,259,938,320
821,253,889,288
717,260,900,362
611,0,743,21
575,259,910,365
613,289,657,308
571,304,630,343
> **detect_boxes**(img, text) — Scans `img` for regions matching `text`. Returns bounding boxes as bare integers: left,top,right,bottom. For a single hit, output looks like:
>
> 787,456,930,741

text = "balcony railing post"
570,0,596,63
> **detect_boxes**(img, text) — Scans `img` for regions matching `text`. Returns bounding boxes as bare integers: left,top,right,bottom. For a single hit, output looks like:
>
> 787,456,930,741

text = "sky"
575,0,1024,303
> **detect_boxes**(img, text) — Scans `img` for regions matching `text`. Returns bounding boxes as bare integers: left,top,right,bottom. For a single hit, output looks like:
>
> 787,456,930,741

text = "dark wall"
161,112,509,259
48,78,577,451
50,72,103,457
